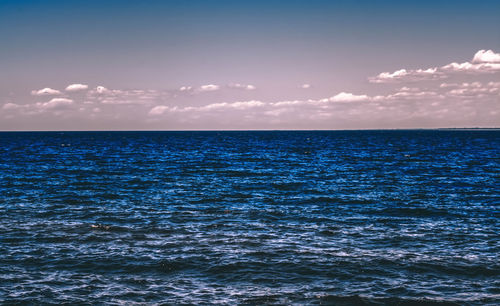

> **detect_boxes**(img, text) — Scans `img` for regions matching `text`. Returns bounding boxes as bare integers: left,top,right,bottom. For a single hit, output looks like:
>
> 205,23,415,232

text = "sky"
1,0,499,130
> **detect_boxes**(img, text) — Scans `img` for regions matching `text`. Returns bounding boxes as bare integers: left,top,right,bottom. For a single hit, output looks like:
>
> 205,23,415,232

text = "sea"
0,130,498,305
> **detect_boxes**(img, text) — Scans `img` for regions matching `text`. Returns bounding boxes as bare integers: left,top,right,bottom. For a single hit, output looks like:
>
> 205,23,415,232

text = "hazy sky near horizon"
1,0,499,130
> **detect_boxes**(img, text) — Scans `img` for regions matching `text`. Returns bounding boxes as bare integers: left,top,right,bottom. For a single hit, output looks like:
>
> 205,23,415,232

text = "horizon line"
1,127,499,133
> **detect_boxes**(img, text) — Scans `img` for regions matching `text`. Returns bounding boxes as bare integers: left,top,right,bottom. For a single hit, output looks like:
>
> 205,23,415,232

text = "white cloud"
373,69,408,81
472,49,500,63
149,105,169,115
329,92,371,102
444,81,500,97
272,100,304,107
7,54,499,129
179,83,255,93
226,100,264,109
31,88,62,96
95,86,110,94
153,100,267,115
36,98,73,110
143,80,500,122
369,67,444,83
441,61,500,73
370,49,500,83
199,84,220,92
86,86,162,105
199,100,265,111
228,83,256,90
65,83,89,92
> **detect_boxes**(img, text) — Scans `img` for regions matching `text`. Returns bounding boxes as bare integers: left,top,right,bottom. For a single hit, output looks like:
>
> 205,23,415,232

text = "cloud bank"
3,49,499,130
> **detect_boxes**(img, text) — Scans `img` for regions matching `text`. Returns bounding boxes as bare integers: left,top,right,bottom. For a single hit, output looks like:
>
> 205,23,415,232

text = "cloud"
7,57,499,129
192,100,265,112
370,49,500,83
441,61,500,73
444,81,500,98
31,88,62,96
439,83,459,88
383,88,443,101
65,83,89,92
369,68,444,83
2,103,22,110
221,100,264,109
228,83,256,90
149,105,169,115
36,98,73,110
86,86,162,105
95,86,110,94
199,84,220,92
472,49,500,63
272,100,305,107
158,81,499,117
177,83,255,94
329,92,371,102
149,100,266,116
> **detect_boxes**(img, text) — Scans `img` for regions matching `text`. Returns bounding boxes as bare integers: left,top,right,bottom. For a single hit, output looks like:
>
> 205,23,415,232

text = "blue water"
0,130,499,304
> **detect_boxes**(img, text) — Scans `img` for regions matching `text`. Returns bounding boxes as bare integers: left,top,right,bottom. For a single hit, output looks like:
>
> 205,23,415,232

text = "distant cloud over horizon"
3,49,500,130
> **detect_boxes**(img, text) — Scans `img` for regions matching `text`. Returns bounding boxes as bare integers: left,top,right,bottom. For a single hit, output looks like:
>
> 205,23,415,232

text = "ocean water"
0,130,498,305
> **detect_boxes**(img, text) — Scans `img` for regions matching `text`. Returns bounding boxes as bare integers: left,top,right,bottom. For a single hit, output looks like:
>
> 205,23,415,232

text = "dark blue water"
0,130,499,304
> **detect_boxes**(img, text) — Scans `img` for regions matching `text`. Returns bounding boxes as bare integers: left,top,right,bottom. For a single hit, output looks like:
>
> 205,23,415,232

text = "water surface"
0,130,499,304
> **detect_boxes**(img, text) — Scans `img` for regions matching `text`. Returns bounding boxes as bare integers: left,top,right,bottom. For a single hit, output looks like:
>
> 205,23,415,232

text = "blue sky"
1,0,499,130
